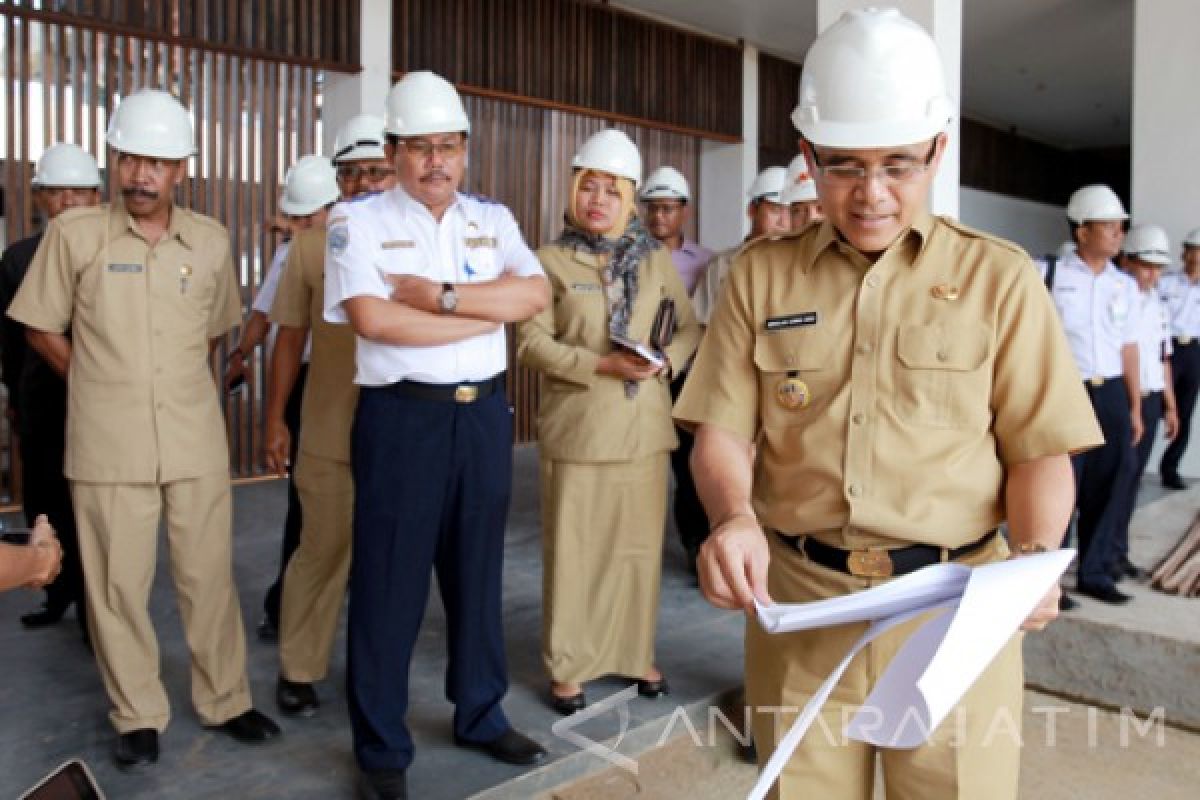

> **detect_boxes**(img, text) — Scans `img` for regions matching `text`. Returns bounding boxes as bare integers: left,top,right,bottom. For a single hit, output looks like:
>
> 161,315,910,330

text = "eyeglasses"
810,139,938,185
402,138,466,159
336,165,395,182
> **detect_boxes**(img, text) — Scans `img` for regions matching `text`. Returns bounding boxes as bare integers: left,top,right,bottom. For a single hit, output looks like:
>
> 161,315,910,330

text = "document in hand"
748,549,1075,800
609,332,666,368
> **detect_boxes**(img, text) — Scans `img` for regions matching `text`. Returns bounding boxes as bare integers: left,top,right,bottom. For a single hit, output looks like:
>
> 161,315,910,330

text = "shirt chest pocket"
893,323,991,430
462,237,500,281
1052,286,1088,328
753,327,836,428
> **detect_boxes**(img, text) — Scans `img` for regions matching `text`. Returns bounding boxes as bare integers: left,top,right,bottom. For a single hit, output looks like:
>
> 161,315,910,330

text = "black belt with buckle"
388,373,505,404
1174,336,1196,347
776,529,998,578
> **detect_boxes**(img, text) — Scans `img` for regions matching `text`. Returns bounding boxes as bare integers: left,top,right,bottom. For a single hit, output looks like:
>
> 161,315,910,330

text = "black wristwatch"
439,282,458,314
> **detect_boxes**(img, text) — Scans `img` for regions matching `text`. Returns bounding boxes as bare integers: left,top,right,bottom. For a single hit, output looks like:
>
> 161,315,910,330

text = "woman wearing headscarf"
517,129,701,714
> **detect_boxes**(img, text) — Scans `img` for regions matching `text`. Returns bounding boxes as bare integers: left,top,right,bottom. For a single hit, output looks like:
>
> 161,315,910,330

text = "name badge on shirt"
464,236,498,249
765,312,818,332
382,240,415,250
569,283,602,293
107,262,143,273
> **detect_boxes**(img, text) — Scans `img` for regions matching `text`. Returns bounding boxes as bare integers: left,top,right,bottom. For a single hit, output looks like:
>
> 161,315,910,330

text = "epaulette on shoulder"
464,191,499,206
739,228,808,257
938,216,1026,257
346,190,381,203
185,208,228,233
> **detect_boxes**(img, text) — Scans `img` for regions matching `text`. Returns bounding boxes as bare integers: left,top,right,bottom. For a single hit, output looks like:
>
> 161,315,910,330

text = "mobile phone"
19,759,104,800
1,528,33,545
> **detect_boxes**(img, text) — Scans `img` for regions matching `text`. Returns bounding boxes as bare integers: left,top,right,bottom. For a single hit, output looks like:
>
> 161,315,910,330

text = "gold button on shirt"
7,204,241,483
270,226,358,463
674,213,1104,549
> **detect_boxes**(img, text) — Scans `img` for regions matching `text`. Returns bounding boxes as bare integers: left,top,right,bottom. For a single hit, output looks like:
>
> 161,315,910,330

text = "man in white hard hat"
640,165,713,575
1040,183,1142,606
7,88,280,770
676,10,1100,798
1114,225,1177,578
1157,226,1200,489
324,71,549,799
226,155,341,643
0,143,101,639
781,153,823,231
691,165,791,328
266,118,396,720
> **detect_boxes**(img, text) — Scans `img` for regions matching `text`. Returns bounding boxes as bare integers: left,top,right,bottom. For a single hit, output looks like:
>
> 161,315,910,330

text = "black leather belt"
1083,376,1120,390
775,529,998,578
387,373,505,404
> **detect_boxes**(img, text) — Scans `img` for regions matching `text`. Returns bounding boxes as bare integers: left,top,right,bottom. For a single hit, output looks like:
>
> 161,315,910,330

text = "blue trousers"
1113,390,1164,568
348,383,512,773
1070,380,1136,589
1161,339,1200,480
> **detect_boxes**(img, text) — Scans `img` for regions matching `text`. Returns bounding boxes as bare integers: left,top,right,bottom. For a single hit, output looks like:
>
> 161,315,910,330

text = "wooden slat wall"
0,11,322,505
0,0,360,69
757,50,802,171
397,0,743,142
461,93,700,443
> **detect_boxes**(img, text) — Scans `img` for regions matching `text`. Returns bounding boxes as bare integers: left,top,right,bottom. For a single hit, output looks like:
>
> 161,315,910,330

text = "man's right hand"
597,350,662,382
265,418,291,477
697,512,772,613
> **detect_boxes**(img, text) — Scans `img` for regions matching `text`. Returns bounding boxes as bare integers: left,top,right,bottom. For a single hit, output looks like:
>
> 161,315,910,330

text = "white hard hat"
1122,224,1171,265
1066,184,1129,224
32,143,101,188
781,154,817,204
748,166,788,203
280,155,339,216
106,88,195,159
572,129,642,187
385,71,470,137
792,8,954,148
332,114,387,164
640,166,690,201
1184,228,1200,248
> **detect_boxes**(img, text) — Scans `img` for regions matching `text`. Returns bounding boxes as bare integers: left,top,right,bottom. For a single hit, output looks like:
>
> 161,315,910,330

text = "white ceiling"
613,0,1133,150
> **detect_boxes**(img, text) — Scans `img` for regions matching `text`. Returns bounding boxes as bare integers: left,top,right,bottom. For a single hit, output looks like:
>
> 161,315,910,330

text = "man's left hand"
386,275,441,313
1021,582,1060,631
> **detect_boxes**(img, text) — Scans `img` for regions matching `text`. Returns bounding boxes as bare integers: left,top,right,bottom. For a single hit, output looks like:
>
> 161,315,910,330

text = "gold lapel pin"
931,283,959,300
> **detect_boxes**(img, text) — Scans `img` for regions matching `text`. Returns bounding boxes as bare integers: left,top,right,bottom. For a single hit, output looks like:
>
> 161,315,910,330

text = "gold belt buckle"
1179,336,1193,345
1088,376,1105,387
454,385,479,404
847,549,894,578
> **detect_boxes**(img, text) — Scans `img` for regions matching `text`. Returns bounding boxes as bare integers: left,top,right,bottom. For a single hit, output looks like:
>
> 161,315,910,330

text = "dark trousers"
1069,380,1137,589
19,391,84,621
1161,340,1200,480
263,363,308,626
669,372,708,557
1112,390,1164,569
348,383,511,773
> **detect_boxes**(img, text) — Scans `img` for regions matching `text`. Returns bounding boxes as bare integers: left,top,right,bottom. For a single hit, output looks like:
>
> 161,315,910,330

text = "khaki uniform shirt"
7,204,241,483
270,226,358,463
674,213,1103,549
517,244,701,463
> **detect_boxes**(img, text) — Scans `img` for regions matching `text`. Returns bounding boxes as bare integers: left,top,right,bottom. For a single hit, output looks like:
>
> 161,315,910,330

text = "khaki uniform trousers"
279,452,353,682
71,472,251,733
747,532,1022,800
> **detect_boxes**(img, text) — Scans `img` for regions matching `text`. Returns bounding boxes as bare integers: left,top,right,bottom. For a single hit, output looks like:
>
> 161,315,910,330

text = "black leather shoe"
549,690,586,716
257,615,279,642
20,603,69,628
1120,560,1150,582
1076,583,1131,605
1058,593,1078,612
455,728,547,766
636,676,670,699
739,736,758,765
210,709,282,743
276,676,319,717
113,728,159,770
1162,474,1188,490
357,769,408,800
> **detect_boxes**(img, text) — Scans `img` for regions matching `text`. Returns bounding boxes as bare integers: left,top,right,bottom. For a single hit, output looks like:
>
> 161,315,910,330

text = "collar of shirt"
1061,251,1122,281
808,210,936,273
387,186,468,226
107,202,194,249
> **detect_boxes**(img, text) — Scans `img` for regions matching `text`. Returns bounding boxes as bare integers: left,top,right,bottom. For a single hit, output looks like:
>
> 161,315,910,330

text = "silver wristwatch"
439,282,458,314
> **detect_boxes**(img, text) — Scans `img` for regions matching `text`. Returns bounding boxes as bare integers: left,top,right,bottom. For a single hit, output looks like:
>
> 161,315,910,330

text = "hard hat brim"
332,144,388,164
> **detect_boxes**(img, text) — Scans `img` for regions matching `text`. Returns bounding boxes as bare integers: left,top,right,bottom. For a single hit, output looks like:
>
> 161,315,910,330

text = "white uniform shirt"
252,241,311,362
1158,271,1200,339
1134,289,1171,392
324,188,543,386
1038,252,1140,380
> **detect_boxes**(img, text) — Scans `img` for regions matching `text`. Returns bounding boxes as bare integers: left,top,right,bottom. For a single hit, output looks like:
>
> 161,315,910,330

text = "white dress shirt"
1133,289,1171,392
324,188,543,386
1158,271,1200,339
1038,252,1141,380
254,241,311,362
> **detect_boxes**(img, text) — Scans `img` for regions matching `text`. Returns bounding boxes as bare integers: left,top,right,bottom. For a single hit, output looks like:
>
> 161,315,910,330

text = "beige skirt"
540,452,669,684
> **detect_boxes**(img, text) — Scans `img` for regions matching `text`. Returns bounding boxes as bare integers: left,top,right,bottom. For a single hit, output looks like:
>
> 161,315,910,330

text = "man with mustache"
7,88,280,770
0,143,102,640
325,71,549,800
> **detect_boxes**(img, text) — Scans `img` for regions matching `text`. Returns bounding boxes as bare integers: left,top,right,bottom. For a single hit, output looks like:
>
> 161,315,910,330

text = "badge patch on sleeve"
328,223,349,256
765,312,818,331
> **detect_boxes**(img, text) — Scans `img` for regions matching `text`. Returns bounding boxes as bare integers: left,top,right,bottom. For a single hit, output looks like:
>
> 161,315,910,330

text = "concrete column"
698,44,759,252
321,0,393,155
816,0,961,218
